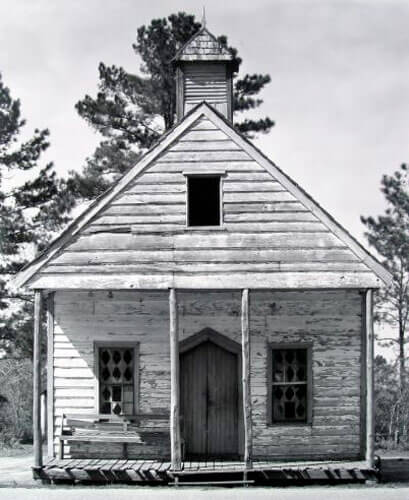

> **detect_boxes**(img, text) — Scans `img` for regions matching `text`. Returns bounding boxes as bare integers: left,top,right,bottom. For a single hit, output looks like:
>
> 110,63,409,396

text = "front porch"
31,288,377,478
34,458,379,486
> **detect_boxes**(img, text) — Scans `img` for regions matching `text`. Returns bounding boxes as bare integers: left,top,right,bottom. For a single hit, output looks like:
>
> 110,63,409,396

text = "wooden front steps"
34,458,379,485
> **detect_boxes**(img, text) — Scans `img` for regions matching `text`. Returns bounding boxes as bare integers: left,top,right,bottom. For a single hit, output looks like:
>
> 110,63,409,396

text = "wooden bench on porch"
58,413,170,459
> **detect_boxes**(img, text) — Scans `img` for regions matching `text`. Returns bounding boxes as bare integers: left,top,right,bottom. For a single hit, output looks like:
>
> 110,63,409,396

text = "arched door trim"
180,327,241,355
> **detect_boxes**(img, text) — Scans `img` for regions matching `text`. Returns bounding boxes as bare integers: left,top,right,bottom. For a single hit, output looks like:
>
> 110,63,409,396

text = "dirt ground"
0,485,409,500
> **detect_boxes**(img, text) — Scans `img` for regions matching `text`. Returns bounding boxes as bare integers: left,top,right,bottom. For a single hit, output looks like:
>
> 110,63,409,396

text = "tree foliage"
71,12,274,200
0,358,33,445
361,164,409,393
375,355,409,447
0,72,69,357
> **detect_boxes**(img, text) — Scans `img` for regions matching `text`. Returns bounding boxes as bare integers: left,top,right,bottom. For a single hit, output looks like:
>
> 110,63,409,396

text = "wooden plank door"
180,340,239,458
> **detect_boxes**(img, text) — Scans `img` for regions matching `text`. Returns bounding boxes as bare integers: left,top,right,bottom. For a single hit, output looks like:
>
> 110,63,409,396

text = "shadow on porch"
35,458,379,486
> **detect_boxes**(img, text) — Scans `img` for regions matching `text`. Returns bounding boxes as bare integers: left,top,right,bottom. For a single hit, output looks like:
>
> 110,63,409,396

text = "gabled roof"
173,26,234,62
12,101,392,289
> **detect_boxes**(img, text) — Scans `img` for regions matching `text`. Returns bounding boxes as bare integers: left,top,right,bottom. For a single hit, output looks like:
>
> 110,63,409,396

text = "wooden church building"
14,25,392,482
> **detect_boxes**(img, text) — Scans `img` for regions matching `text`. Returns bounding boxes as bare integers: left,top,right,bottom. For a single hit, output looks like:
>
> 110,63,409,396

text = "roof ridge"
172,26,233,62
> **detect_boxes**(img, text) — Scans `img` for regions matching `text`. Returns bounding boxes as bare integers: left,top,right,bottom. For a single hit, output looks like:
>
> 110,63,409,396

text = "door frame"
179,327,244,457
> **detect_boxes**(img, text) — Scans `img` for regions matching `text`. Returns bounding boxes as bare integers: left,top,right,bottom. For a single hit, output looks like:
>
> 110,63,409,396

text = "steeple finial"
201,6,206,27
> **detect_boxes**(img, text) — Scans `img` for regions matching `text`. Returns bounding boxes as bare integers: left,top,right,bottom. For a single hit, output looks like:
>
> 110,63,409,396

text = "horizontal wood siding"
184,64,228,117
39,117,376,288
53,290,171,458
53,289,362,460
250,289,363,460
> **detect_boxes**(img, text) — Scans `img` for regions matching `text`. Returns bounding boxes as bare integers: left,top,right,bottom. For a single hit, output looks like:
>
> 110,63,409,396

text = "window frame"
94,341,139,419
183,171,226,229
267,342,313,426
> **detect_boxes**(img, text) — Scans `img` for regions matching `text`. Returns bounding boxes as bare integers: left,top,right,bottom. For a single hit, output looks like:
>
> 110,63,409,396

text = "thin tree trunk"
399,322,405,394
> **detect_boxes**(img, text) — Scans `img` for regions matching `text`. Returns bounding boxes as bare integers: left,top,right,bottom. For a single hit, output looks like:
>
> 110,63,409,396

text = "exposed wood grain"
51,289,365,460
241,289,252,468
176,66,184,122
171,141,241,152
107,204,185,215
224,192,296,203
32,271,381,290
169,289,181,470
366,289,374,467
47,293,55,458
44,262,369,275
179,129,230,142
68,232,346,251
224,212,317,222
225,202,307,213
156,151,251,162
360,292,367,458
15,103,390,290
224,222,326,232
223,181,285,192
51,248,359,266
125,183,186,194
33,290,43,467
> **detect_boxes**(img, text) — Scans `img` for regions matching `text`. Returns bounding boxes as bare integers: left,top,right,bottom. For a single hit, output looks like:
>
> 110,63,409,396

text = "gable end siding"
17,105,388,289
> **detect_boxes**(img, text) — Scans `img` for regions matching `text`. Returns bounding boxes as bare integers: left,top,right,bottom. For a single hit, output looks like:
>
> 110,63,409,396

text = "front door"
180,339,239,458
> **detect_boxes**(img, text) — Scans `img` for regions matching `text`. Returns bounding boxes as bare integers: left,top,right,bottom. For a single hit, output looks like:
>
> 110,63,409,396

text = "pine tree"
71,12,274,200
361,163,409,394
0,72,70,357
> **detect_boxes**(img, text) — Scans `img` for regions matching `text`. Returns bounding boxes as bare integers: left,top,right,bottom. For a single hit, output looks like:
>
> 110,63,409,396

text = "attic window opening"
187,175,221,227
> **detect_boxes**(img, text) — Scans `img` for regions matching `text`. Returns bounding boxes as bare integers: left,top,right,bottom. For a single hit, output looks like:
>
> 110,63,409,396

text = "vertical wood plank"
169,288,181,470
226,68,233,122
241,288,252,468
176,67,184,122
47,292,54,458
33,290,43,468
366,289,375,467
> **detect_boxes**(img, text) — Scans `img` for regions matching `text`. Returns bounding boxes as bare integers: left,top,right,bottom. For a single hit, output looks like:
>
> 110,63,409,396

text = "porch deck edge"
34,458,379,485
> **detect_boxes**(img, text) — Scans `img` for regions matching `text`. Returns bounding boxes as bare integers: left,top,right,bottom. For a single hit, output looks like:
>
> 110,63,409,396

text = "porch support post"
241,288,252,468
169,288,181,470
47,292,55,458
365,289,375,468
33,290,43,468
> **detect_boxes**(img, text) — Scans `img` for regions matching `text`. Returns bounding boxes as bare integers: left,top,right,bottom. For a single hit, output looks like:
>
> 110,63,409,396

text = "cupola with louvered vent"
173,26,239,122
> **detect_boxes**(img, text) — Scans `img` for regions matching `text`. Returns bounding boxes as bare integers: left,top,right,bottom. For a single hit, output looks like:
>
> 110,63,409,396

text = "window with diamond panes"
270,347,309,423
98,347,135,416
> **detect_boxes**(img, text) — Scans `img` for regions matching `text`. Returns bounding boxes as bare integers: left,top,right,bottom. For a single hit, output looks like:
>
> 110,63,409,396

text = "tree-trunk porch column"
169,288,181,470
241,288,253,468
366,289,375,468
33,290,43,469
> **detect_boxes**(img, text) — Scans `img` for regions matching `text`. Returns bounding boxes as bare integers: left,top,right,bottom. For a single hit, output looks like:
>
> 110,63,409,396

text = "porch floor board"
35,458,379,485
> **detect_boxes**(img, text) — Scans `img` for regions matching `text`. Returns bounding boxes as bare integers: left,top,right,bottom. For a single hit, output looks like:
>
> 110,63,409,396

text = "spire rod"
201,6,206,27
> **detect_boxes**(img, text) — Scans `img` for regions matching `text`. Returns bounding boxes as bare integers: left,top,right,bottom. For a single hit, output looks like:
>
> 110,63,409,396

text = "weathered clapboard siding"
53,289,363,460
184,64,228,116
37,116,376,287
52,290,171,458
249,290,362,460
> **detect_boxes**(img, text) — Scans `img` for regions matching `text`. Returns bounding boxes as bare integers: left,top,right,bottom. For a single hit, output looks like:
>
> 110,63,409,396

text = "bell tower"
173,26,239,123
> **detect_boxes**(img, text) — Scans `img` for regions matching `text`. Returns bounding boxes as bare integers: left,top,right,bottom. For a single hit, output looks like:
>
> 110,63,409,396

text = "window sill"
267,421,312,427
185,225,227,231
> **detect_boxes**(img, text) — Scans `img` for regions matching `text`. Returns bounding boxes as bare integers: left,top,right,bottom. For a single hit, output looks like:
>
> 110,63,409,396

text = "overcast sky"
1,0,409,246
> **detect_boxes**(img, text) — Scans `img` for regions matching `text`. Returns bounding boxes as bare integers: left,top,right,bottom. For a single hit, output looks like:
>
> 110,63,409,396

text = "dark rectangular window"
269,346,311,424
187,176,220,226
98,345,138,416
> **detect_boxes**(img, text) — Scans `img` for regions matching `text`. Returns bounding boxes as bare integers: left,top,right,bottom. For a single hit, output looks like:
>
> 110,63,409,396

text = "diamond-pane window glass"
98,346,137,416
270,347,310,424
